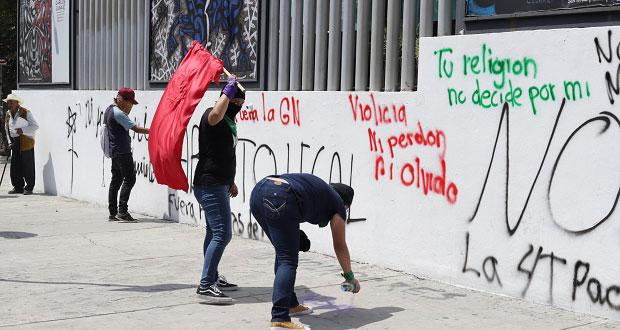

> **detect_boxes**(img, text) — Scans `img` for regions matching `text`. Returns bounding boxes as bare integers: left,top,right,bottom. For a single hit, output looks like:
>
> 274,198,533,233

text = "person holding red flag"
193,76,245,304
148,40,224,192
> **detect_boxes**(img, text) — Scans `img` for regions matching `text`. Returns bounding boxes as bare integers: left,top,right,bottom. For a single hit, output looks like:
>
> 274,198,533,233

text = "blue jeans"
194,185,232,286
250,178,301,322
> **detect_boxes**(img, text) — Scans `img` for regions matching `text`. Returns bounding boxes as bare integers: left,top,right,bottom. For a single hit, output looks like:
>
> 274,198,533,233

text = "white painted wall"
16,26,620,320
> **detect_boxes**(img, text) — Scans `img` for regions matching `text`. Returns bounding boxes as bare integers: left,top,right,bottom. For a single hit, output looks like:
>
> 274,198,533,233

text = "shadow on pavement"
0,278,195,292
135,218,177,224
224,286,405,329
111,283,196,292
299,306,405,330
0,231,38,239
224,286,273,303
0,195,19,199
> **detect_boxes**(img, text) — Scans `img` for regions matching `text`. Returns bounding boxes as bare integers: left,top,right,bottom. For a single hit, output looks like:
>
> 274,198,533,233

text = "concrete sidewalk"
1,174,619,329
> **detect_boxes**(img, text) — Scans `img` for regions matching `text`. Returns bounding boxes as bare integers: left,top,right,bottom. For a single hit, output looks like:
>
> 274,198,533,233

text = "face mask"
225,102,242,119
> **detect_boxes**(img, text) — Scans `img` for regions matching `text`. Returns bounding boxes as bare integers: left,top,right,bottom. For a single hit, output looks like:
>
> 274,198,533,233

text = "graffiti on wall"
24,25,620,321
346,93,460,205
150,0,259,82
57,92,365,240
19,0,52,83
428,29,620,314
595,30,620,105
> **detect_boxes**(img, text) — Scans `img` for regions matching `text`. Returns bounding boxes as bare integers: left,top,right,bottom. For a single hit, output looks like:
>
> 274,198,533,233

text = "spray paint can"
340,281,356,293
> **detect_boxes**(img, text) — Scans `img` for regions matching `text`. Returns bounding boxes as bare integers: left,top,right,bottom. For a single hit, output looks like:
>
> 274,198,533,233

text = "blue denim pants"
250,178,301,322
194,185,232,286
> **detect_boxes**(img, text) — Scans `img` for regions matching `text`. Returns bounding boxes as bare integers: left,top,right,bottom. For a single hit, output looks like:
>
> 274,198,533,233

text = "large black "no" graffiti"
468,99,620,235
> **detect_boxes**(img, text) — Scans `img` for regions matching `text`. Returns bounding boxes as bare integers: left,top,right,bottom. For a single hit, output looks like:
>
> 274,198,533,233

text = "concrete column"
438,0,453,36
111,0,118,89
88,0,94,89
419,0,434,37
130,0,137,89
268,1,280,91
78,0,85,89
290,0,303,90
314,0,329,91
93,0,100,90
369,0,386,91
385,0,401,91
354,0,371,91
301,0,316,90
326,0,341,91
401,0,418,91
123,0,130,88
340,0,355,91
106,0,112,89
97,0,104,89
278,0,291,90
136,0,145,90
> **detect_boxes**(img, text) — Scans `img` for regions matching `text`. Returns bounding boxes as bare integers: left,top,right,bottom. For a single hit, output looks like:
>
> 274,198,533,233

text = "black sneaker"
8,188,23,194
116,213,137,222
109,214,119,221
216,275,238,291
196,284,233,304
23,190,33,195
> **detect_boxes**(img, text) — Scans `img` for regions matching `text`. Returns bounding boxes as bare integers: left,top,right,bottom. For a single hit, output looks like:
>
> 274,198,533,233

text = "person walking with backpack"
104,88,149,222
4,94,38,195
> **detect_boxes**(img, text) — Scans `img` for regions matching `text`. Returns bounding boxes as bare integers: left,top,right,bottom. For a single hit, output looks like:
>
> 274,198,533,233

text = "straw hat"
2,94,23,105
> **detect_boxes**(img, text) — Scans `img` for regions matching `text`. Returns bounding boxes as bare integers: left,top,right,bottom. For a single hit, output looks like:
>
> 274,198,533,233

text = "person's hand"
229,183,238,198
8,143,12,150
347,278,361,293
16,128,23,136
222,75,238,100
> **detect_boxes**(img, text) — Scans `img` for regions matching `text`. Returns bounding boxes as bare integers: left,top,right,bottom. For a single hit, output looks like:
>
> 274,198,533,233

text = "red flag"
149,41,223,192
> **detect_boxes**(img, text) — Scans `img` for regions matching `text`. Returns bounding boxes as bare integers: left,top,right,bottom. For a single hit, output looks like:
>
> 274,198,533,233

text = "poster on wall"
150,0,259,82
467,0,620,16
18,0,70,84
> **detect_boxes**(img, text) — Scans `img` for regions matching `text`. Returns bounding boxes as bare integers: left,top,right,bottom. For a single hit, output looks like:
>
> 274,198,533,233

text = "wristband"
341,270,354,281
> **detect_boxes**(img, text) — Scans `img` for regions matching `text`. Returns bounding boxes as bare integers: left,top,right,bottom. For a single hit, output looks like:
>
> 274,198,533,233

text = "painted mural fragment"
19,0,52,83
150,0,259,82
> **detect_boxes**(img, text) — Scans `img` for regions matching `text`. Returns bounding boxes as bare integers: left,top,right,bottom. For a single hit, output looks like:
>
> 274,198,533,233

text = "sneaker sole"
196,294,234,304
116,218,138,222
270,327,310,330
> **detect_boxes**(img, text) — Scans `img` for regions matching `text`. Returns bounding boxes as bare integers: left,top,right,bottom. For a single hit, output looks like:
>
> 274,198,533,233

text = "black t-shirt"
193,108,237,187
277,173,347,226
